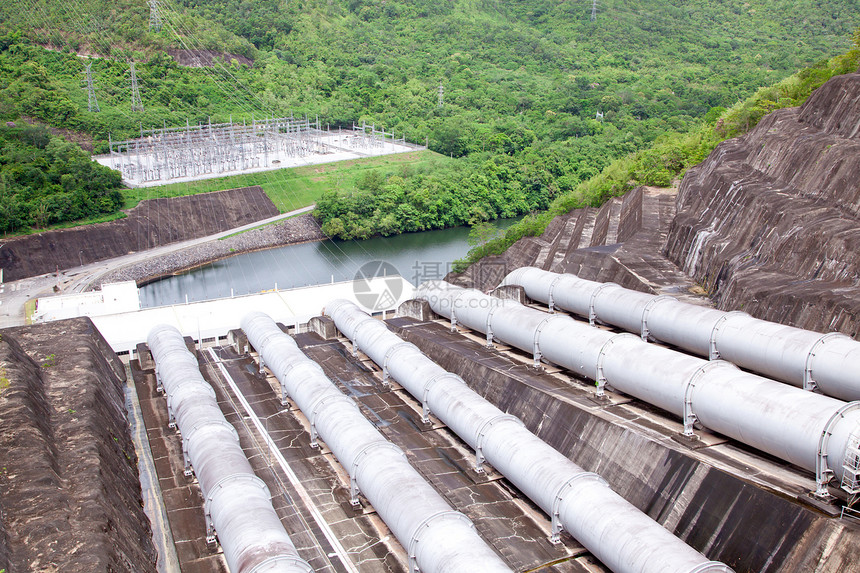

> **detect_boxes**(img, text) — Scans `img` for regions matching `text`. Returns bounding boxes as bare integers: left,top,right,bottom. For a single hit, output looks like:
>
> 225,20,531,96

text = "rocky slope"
0,318,156,572
450,185,707,306
666,72,860,334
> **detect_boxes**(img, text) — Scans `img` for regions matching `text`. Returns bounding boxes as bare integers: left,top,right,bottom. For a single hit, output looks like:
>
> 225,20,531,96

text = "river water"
139,220,519,308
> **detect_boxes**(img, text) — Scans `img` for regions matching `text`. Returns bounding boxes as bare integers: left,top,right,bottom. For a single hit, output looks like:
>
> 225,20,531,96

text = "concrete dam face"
667,72,860,335
4,72,860,572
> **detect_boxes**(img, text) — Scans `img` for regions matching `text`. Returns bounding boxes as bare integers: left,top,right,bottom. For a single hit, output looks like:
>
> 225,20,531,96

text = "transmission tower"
130,62,144,112
591,0,597,21
149,0,162,32
83,62,100,112
438,81,444,107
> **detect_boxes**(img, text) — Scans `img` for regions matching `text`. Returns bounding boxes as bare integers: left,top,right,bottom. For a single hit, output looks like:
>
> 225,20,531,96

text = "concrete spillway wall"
388,316,860,573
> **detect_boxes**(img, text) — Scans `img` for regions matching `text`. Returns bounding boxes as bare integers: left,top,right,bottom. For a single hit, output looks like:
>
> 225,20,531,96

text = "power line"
20,0,403,293
149,0,162,32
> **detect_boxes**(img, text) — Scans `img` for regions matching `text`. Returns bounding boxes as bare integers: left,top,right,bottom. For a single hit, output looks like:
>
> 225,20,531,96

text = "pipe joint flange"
708,310,748,360
447,289,472,332
686,562,735,573
166,403,177,430
485,303,503,348
533,314,568,368
407,510,473,573
167,379,217,405
595,333,639,397
248,326,281,356
804,332,850,392
248,556,314,573
307,394,358,449
420,373,460,424
549,472,608,544
349,318,377,357
473,414,524,473
281,359,326,382
382,341,418,387
205,473,269,508
204,510,217,545
350,441,405,506
182,441,193,477
204,473,268,539
682,361,734,437
547,274,565,313
184,418,240,446
815,401,860,498
280,361,326,405
501,266,529,288
640,294,676,341
588,282,619,326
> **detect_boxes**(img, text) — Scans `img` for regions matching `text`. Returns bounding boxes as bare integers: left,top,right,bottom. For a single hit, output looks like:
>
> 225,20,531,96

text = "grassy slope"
120,149,448,212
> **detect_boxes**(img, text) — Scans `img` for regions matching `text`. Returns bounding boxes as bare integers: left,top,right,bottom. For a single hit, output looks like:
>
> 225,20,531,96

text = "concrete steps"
534,210,597,271
452,185,703,302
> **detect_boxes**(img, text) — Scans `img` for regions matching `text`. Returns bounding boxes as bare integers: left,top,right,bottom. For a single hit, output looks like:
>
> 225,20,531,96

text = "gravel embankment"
97,213,326,286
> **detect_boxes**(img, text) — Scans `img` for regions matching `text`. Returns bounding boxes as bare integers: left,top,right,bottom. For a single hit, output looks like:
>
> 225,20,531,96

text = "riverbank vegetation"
0,0,857,234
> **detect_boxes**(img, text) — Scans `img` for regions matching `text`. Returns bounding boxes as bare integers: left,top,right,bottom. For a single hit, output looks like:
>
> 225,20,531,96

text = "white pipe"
325,299,732,573
503,267,860,402
147,324,313,573
240,312,512,573
416,281,860,499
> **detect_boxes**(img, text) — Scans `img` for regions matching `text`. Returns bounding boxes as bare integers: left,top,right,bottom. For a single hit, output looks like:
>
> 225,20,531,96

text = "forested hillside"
0,0,857,234
0,124,123,232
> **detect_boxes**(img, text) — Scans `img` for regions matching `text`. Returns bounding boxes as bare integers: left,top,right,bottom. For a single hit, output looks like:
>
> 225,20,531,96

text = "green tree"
468,221,500,249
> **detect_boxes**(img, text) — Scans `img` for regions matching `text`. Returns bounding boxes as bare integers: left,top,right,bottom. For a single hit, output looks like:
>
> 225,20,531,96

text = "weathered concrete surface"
666,73,860,333
134,340,410,572
0,318,155,573
491,284,527,304
389,317,860,573
308,316,338,340
394,298,433,321
0,186,279,282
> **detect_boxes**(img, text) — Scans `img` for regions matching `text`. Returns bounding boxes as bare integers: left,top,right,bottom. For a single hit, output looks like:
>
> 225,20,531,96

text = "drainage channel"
204,347,358,573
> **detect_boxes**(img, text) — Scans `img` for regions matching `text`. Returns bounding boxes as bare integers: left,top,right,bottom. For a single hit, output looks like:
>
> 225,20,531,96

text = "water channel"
139,219,521,308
